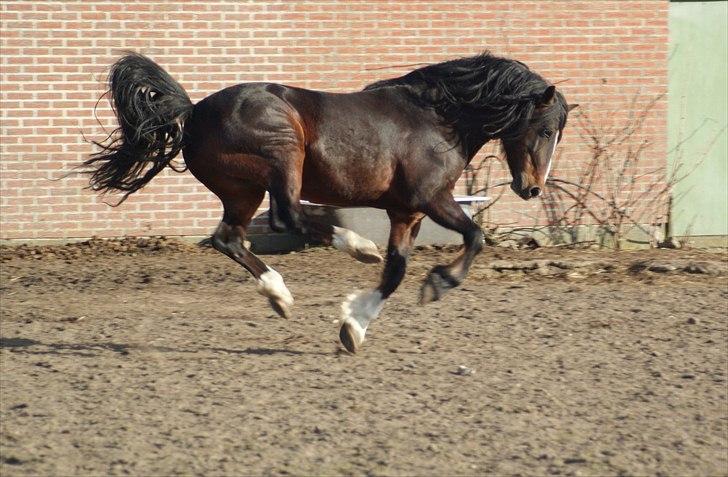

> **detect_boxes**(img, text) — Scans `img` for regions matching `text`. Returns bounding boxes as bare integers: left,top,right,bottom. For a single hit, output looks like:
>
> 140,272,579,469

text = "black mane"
365,52,566,143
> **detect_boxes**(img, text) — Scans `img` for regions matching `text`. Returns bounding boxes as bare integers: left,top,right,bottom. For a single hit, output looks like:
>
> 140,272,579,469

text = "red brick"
0,0,668,241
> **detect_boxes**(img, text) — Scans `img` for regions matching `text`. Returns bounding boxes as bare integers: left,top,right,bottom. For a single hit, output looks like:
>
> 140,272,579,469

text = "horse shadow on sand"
0,336,327,357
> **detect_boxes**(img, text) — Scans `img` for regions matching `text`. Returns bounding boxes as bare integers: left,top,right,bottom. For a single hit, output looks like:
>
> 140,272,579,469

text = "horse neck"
397,83,501,162
459,127,493,163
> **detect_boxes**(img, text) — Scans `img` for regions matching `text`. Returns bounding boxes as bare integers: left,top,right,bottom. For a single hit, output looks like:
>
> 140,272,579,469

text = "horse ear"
540,85,556,105
568,103,579,112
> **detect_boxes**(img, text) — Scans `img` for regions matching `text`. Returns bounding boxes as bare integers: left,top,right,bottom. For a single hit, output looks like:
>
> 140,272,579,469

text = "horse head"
501,86,578,200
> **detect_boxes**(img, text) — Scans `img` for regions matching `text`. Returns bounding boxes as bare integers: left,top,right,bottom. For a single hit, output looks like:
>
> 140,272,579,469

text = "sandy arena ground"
1,239,726,476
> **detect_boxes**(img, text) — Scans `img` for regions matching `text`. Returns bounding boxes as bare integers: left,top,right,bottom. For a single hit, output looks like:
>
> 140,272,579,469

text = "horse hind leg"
211,186,294,319
330,225,382,264
269,177,382,264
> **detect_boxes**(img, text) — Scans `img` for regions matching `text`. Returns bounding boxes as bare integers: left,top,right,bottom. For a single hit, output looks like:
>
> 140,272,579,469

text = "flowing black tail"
84,52,193,204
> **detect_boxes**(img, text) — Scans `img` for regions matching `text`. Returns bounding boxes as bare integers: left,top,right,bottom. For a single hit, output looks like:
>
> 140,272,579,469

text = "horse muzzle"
511,182,542,200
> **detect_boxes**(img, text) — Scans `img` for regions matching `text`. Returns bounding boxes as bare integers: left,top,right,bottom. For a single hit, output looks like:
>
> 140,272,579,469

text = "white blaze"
544,131,560,182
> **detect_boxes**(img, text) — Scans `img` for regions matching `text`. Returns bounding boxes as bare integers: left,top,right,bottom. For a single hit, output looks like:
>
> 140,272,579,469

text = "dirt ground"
1,238,726,476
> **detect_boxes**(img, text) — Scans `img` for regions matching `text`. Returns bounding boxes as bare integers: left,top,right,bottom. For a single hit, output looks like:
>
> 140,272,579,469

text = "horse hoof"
339,321,362,353
420,267,456,304
268,297,292,319
332,227,383,264
419,278,441,305
257,268,294,318
339,290,383,353
353,247,384,264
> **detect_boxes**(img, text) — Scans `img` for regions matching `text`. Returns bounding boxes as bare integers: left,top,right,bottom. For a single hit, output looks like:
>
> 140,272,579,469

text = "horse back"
185,82,464,208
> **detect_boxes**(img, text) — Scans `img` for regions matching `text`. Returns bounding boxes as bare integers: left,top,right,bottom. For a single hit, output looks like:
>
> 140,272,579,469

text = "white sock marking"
331,226,382,262
341,289,384,347
257,267,293,307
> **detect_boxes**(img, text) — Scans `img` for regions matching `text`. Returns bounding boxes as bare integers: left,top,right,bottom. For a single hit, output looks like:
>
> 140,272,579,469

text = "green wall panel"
668,1,728,236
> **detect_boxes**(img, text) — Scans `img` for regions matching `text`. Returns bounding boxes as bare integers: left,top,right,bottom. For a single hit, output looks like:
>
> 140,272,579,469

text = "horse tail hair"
83,52,193,205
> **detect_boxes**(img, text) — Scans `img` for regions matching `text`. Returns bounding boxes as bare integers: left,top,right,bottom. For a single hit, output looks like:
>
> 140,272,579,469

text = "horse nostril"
529,186,541,198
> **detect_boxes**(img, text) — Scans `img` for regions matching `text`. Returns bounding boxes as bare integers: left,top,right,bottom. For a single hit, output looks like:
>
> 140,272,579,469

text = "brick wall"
0,1,668,241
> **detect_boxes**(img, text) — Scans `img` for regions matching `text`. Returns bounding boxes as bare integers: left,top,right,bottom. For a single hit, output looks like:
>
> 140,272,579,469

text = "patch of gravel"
0,242,726,477
628,259,725,277
0,236,205,262
485,258,724,278
1,237,725,281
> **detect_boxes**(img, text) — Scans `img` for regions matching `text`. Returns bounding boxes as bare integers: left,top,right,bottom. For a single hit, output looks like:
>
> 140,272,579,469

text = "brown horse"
85,51,576,352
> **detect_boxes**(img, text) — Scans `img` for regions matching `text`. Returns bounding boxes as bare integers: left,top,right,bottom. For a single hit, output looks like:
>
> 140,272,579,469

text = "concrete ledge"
672,235,728,249
247,233,312,254
301,204,469,246
2,221,726,253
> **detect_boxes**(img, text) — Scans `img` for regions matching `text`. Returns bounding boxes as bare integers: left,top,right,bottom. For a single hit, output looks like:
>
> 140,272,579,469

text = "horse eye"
541,129,553,139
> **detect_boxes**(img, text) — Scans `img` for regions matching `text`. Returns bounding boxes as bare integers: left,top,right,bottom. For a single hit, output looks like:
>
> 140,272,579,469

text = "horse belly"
300,148,395,206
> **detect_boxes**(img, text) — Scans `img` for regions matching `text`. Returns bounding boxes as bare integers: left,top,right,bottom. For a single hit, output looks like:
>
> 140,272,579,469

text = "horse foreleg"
339,212,423,353
419,193,485,304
